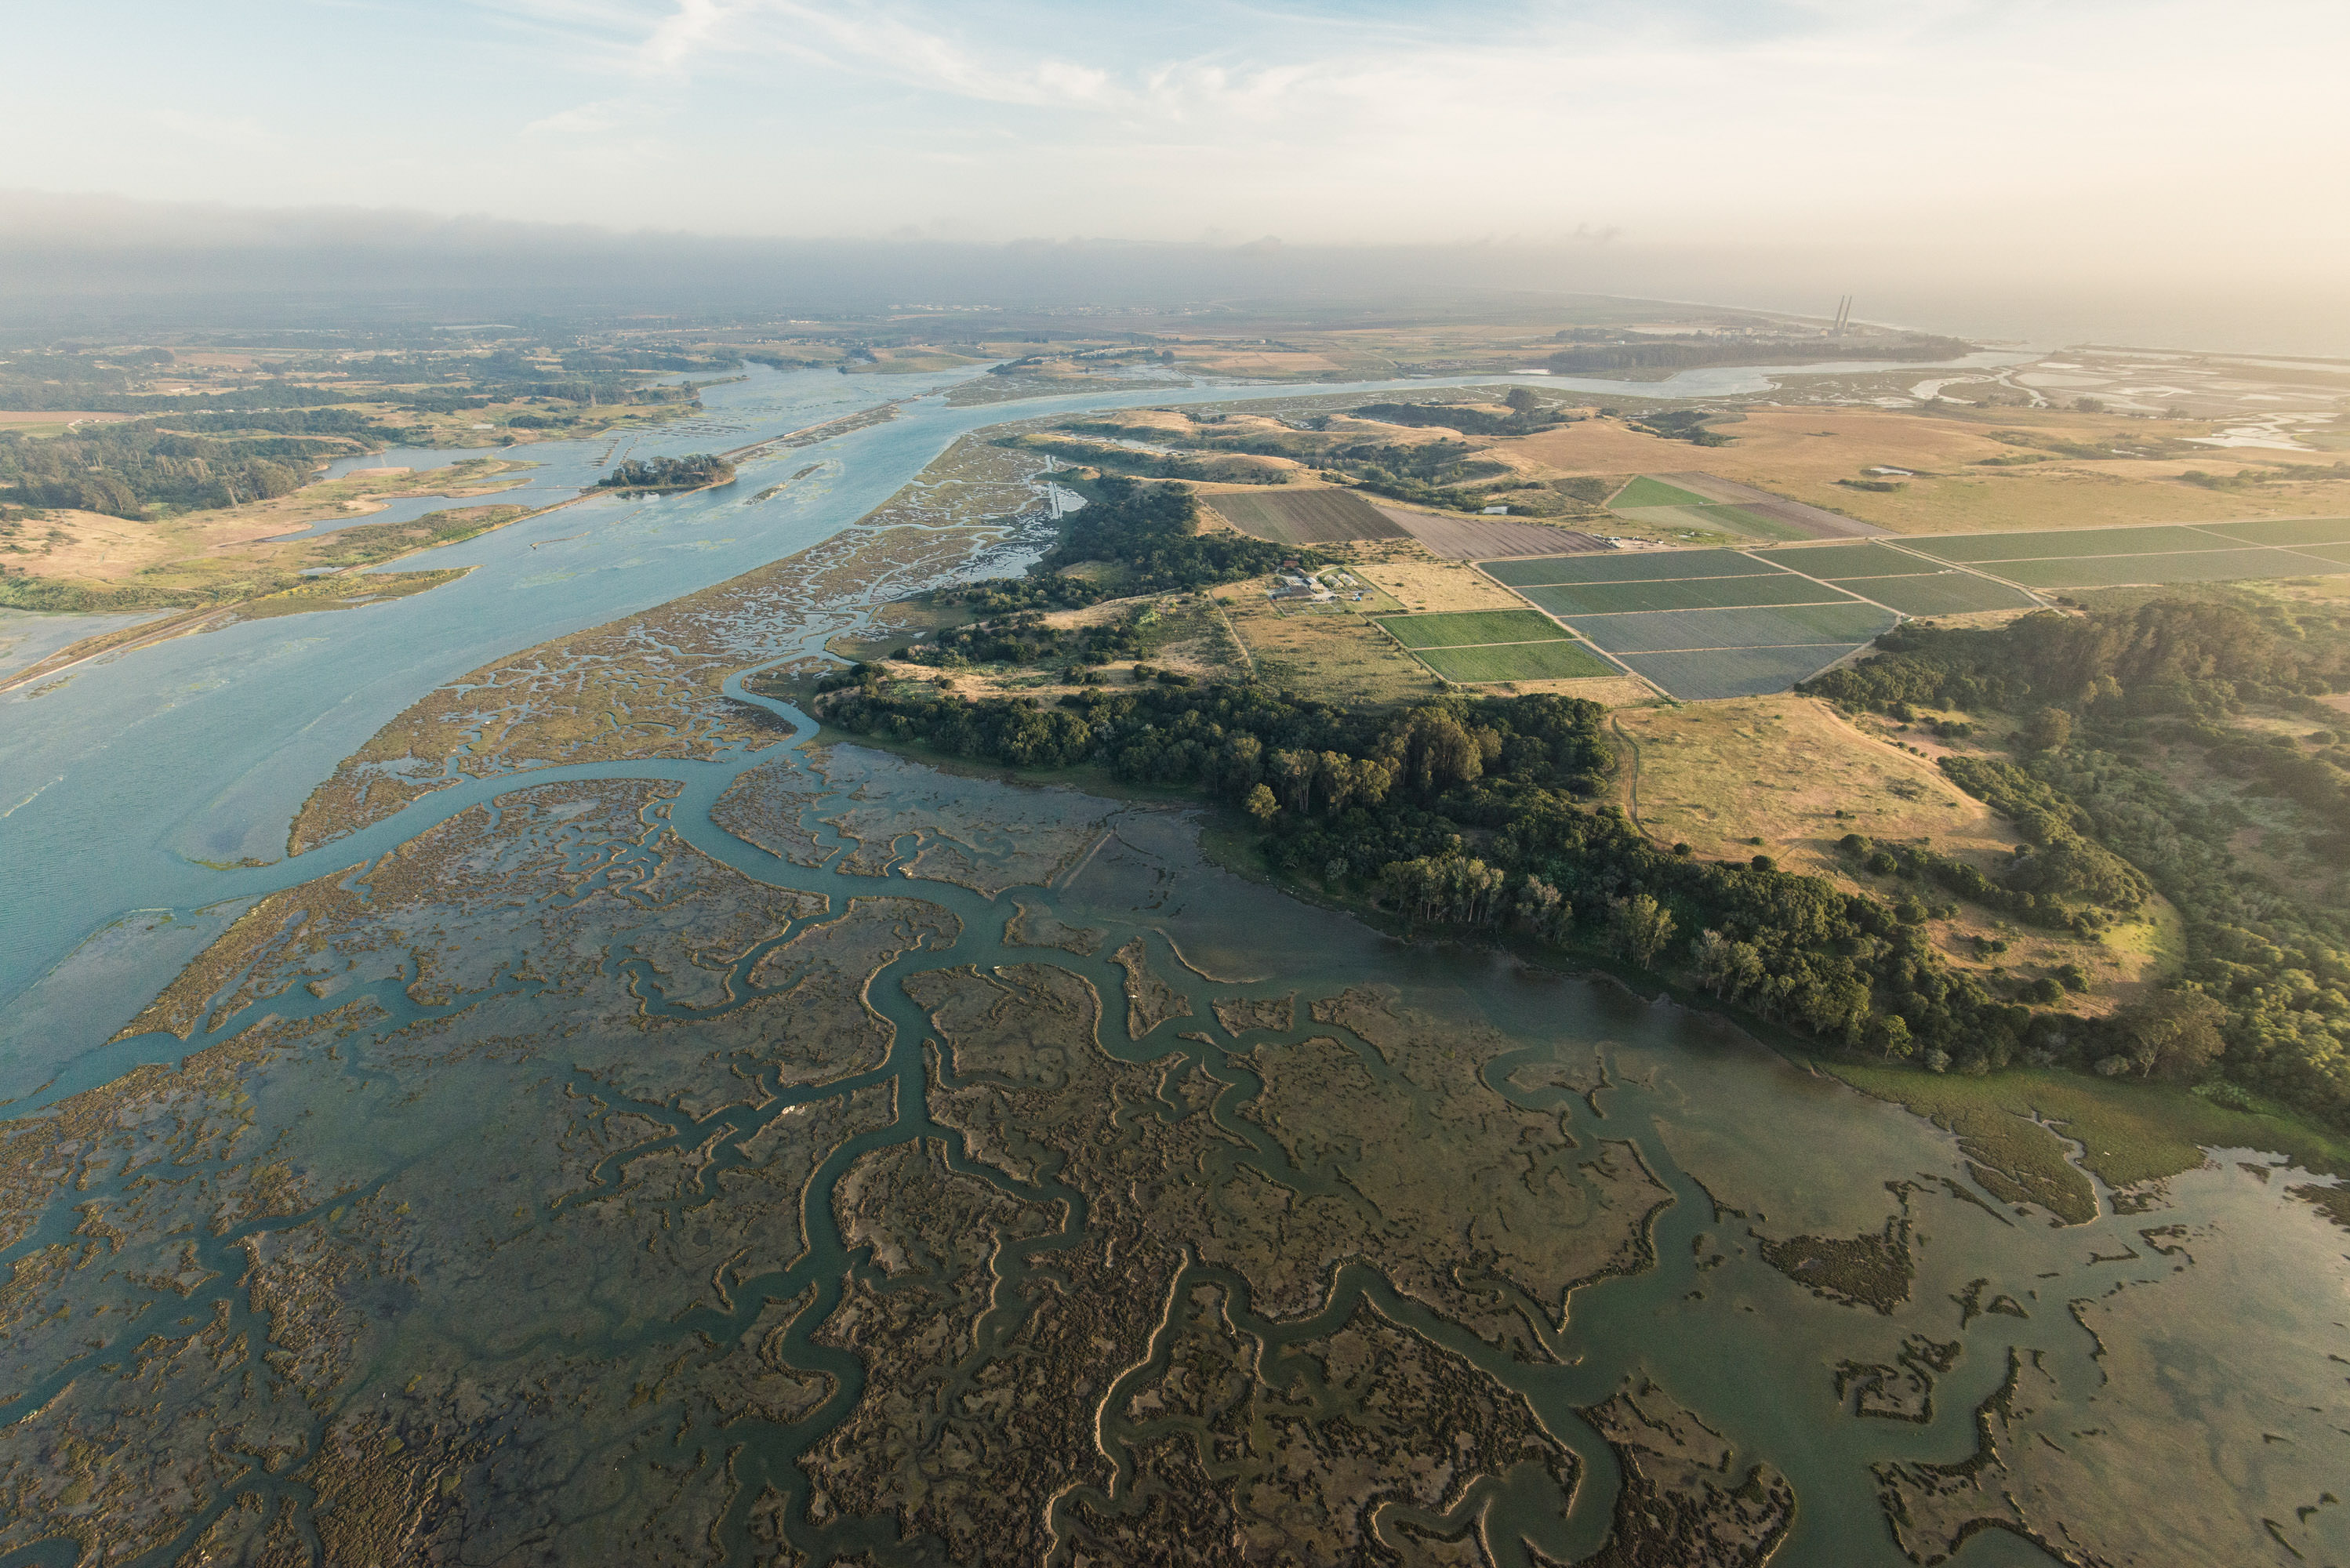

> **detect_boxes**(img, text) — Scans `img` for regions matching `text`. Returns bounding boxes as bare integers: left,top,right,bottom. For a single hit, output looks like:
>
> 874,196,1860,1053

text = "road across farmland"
1898,519,2350,586
1369,608,1616,682
1476,518,2350,699
1373,609,1571,648
1472,542,2010,699
1412,641,1617,682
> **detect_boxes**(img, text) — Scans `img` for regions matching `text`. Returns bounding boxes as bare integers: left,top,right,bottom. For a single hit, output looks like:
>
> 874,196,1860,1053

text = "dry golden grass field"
5,457,533,597
1221,580,1442,707
1498,405,2350,535
1613,695,2170,1009
1346,557,1527,613
1493,673,1656,704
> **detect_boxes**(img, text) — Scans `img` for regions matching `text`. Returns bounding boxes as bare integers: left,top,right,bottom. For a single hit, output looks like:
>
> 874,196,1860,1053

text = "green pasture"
1609,475,1713,510
1375,609,1569,649
1415,640,1615,683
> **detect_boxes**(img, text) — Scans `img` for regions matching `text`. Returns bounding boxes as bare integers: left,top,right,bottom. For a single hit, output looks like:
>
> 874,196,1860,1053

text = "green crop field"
1825,572,2038,615
1571,601,1897,655
1683,503,1810,541
1375,609,1568,648
1610,475,1714,509
1767,542,1942,579
2200,517,2350,548
1482,549,1776,586
1523,574,1854,616
1415,640,1616,683
1886,523,2350,590
1987,547,2342,589
1611,499,1811,542
1907,525,2228,563
1618,644,1867,702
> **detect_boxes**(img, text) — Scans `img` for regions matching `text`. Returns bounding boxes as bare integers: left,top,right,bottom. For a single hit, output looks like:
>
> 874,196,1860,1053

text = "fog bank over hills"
3,191,2344,360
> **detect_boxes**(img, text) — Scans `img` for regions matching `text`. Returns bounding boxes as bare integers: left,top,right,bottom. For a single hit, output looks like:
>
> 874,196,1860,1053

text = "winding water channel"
2,352,2338,1568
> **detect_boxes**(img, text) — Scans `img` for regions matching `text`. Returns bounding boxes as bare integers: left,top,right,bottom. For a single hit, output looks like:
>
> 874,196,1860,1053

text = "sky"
8,2,2350,346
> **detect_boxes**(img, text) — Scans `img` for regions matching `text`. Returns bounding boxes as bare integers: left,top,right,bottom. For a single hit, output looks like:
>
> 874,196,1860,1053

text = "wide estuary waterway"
0,355,2339,1568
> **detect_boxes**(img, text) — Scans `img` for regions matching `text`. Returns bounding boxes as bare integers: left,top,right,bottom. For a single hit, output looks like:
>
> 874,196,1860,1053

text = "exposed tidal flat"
0,735,2341,1566
2,350,2344,1566
0,353,1997,1040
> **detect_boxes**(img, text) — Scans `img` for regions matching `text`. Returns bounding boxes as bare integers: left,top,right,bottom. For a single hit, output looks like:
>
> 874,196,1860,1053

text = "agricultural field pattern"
1373,609,1615,682
8,325,2350,1568
1478,519,2350,699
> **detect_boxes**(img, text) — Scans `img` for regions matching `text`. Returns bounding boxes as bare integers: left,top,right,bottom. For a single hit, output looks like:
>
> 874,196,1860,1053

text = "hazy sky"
7,2,2349,349
12,2,2346,263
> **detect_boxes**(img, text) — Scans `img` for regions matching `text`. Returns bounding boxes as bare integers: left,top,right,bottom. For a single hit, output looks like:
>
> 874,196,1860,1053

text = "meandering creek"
0,352,2336,1568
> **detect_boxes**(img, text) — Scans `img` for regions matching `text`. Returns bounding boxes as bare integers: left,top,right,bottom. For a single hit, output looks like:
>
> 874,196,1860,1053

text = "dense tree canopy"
595,453,735,491
0,424,355,516
934,476,1301,617
1804,597,2350,1125
819,478,2350,1132
819,673,2068,1083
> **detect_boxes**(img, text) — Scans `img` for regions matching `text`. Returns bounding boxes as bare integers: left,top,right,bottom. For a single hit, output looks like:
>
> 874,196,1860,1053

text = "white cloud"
524,97,635,136
9,0,2347,283
638,0,734,71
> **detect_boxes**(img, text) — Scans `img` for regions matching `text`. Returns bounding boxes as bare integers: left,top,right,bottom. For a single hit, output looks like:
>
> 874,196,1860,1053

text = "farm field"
1908,524,2250,562
1202,487,1408,543
1415,640,1616,683
1375,609,1571,648
1523,573,1852,615
1483,549,1776,586
1567,601,1895,655
2205,517,2350,546
1608,474,1818,543
1764,541,1943,577
1378,507,1611,560
1498,405,2350,535
1479,545,1897,699
1989,548,2341,589
1648,470,1887,539
1470,511,2350,702
1610,475,1713,509
1615,644,1871,701
1900,520,2350,589
1613,501,1812,542
1829,573,2039,614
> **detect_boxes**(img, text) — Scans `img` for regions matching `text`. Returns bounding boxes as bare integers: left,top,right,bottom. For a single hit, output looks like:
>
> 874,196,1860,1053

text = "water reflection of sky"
0,350,2018,1017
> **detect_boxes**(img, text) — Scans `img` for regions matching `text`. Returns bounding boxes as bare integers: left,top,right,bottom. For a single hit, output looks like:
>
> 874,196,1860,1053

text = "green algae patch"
1825,1063,2350,1213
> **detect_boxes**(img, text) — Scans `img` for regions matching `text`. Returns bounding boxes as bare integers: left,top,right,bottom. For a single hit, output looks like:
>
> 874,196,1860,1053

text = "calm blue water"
0,354,2017,1049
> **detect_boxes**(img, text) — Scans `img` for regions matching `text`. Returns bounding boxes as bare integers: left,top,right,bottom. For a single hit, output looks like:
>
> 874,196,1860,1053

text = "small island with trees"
592,452,736,494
